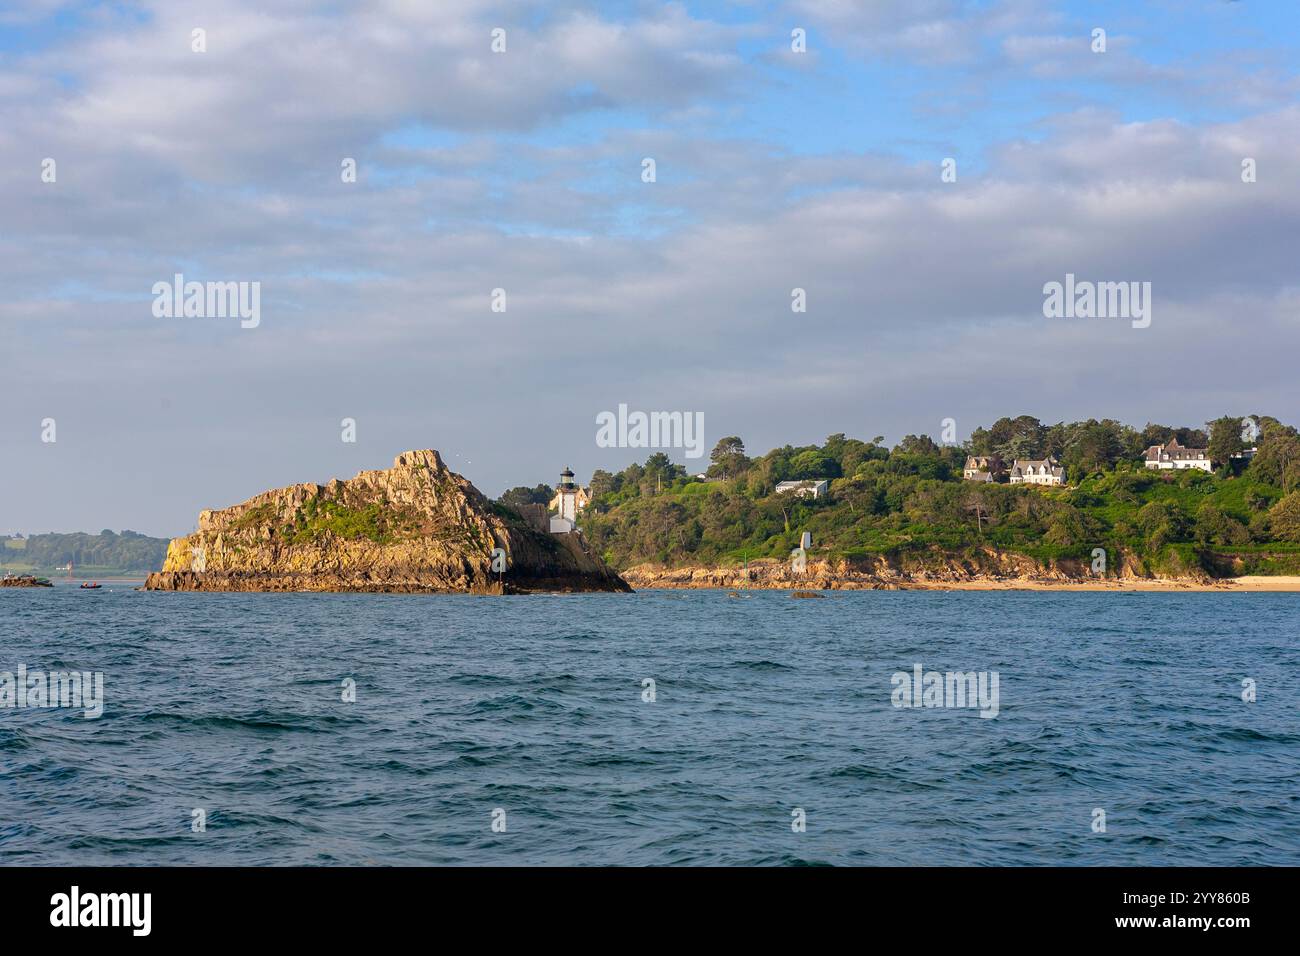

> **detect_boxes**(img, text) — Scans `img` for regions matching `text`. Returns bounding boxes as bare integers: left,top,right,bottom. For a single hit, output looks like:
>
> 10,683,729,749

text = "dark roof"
1144,440,1208,461
1009,457,1063,478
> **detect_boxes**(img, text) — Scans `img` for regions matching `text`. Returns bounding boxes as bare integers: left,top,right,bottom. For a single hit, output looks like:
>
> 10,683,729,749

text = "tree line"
0,530,169,572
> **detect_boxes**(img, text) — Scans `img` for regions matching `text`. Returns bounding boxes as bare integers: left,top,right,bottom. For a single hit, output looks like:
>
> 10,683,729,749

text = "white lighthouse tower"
549,466,579,533
557,467,579,522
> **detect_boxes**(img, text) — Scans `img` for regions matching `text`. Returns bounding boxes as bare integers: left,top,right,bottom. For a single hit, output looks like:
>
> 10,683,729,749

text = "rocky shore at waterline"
617,549,1267,591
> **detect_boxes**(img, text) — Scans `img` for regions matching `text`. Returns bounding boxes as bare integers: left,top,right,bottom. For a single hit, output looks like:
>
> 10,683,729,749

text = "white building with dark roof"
1008,457,1065,486
1143,439,1212,472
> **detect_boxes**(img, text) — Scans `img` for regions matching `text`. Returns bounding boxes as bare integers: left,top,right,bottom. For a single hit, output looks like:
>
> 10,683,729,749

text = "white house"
775,479,828,499
1008,457,1065,486
1143,439,1212,472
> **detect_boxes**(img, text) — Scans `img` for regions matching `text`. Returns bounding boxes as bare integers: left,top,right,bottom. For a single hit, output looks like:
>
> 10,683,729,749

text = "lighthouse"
548,466,593,533
556,467,578,523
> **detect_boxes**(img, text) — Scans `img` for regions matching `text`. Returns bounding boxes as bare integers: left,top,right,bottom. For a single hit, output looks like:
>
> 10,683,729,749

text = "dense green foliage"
498,484,555,511
574,414,1300,576
0,530,168,572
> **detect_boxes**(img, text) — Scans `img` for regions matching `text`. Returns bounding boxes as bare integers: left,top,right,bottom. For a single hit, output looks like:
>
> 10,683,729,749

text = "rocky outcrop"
144,450,630,594
620,546,1211,590
0,575,53,588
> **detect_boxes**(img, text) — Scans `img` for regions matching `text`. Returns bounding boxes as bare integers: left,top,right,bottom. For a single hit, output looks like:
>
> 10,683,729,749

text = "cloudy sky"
1,0,1298,537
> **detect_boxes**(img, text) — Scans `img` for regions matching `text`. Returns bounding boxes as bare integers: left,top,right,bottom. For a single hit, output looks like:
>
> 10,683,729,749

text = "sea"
2,582,1297,866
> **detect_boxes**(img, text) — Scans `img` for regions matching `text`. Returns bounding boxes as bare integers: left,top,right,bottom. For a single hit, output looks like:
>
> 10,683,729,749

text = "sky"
1,0,1298,537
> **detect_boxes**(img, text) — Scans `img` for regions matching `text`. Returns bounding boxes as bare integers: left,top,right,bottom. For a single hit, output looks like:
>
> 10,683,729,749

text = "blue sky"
1,0,1299,535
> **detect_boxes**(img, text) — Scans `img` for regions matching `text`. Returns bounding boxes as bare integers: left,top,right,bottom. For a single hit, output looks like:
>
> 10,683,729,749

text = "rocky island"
1,574,53,588
144,450,630,594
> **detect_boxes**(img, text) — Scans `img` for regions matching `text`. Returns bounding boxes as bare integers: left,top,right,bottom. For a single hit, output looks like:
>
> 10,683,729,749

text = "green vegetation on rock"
283,498,416,544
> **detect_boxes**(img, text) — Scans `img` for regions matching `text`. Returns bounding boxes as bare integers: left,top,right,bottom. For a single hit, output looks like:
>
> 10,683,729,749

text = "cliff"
619,546,1212,590
144,450,631,594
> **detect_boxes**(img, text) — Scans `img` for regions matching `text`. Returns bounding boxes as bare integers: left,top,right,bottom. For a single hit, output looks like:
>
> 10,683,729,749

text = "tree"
1137,500,1189,550
498,484,554,511
709,437,749,479
789,448,839,479
589,469,615,500
641,452,683,492
1062,420,1124,475
1267,492,1300,542
963,487,992,532
1194,503,1248,546
1248,421,1300,490
986,415,1044,461
1044,505,1088,547
894,434,941,456
1206,416,1246,466
967,426,993,456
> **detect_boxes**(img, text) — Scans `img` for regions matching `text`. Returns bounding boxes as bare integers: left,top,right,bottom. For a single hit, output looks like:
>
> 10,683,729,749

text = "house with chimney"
1008,457,1065,486
1143,439,1212,472
963,455,1005,482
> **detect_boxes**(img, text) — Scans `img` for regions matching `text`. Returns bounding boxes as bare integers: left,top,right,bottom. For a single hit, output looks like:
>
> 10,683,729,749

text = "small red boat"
79,582,102,589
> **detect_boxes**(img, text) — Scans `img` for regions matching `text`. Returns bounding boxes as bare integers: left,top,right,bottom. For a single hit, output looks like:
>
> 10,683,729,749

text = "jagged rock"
144,450,631,594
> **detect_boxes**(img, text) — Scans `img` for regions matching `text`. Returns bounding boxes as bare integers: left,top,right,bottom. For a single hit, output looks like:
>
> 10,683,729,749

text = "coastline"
618,563,1300,592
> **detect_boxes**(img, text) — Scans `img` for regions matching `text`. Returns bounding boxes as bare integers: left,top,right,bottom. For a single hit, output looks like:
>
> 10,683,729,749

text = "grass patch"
285,498,418,544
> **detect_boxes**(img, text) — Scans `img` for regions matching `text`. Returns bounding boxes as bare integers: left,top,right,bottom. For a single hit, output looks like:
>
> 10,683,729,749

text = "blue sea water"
1,583,1297,866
